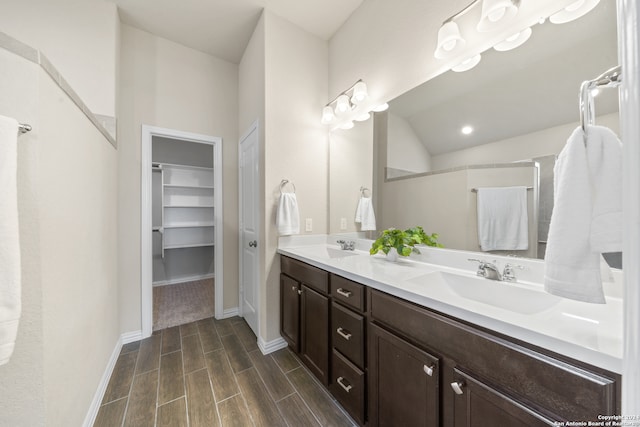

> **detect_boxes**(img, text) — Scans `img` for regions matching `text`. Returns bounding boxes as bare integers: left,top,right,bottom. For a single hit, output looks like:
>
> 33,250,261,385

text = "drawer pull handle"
336,327,352,340
336,288,352,298
450,381,465,395
337,377,353,393
423,364,435,377
297,289,302,295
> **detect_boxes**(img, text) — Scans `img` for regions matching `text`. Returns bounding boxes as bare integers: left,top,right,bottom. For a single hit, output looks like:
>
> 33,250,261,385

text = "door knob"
249,240,257,248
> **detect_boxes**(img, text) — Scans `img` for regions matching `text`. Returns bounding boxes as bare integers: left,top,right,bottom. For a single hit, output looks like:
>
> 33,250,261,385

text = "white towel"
544,126,622,304
355,197,376,231
476,186,528,251
0,115,21,365
276,193,300,236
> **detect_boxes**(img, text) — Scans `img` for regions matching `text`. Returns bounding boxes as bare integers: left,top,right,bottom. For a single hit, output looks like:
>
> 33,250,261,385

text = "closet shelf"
164,184,214,190
164,223,215,229
154,162,213,171
164,204,215,208
165,242,215,250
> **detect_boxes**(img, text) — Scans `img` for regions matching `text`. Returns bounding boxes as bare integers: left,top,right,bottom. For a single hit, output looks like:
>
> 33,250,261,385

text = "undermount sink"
409,271,561,315
296,246,360,260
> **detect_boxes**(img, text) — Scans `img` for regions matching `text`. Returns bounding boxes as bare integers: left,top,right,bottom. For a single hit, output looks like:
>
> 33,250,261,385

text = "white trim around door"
141,125,223,338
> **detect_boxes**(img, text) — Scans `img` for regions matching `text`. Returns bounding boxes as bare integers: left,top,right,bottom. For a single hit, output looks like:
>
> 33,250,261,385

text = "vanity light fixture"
493,27,532,51
339,121,355,130
549,0,600,24
452,54,482,72
434,0,520,60
321,79,369,125
477,0,520,32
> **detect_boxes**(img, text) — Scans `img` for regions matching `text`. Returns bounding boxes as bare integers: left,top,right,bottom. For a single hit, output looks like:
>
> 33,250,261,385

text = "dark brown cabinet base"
280,255,621,427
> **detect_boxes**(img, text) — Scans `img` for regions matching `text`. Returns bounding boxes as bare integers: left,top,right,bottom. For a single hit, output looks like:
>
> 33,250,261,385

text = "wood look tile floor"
95,316,356,427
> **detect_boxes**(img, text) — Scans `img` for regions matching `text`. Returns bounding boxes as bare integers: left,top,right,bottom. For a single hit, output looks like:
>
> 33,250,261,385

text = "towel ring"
280,179,296,194
360,186,370,197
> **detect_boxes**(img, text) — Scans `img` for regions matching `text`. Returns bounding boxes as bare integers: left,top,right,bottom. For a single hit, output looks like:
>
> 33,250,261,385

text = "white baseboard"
219,307,239,319
258,336,288,355
153,273,215,287
82,335,124,427
121,330,143,344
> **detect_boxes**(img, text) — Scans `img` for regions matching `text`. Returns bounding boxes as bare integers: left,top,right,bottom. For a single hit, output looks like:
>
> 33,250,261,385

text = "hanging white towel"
355,197,376,231
0,115,21,365
544,125,622,304
476,186,528,251
276,192,300,236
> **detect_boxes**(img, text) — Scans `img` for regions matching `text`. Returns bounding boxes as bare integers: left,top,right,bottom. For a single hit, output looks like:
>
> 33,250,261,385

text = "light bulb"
372,103,389,112
321,106,335,124
351,81,368,105
355,112,371,122
488,7,506,22
339,121,354,130
335,95,351,115
452,54,481,72
461,125,473,135
566,0,586,12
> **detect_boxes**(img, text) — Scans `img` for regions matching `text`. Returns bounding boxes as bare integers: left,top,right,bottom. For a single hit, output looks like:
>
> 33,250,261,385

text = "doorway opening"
141,125,223,337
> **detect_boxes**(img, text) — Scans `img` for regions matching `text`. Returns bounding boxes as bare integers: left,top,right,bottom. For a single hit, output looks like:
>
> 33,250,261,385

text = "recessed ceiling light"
461,125,473,135
590,88,600,97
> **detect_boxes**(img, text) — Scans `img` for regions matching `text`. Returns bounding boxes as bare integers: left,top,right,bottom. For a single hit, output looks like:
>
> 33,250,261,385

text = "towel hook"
280,179,296,194
360,186,370,197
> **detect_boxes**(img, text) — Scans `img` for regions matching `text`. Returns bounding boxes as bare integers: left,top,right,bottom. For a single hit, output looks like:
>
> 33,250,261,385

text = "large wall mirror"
329,0,620,265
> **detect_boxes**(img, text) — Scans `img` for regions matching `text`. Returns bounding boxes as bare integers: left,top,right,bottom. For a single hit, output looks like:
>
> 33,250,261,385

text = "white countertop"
277,235,623,374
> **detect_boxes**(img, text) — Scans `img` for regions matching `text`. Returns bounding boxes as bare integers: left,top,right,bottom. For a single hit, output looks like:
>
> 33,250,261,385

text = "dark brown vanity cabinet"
369,288,621,427
280,256,330,385
369,323,440,427
330,275,367,425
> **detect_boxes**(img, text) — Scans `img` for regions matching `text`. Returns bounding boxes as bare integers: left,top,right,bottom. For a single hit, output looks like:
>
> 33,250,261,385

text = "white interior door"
239,122,260,337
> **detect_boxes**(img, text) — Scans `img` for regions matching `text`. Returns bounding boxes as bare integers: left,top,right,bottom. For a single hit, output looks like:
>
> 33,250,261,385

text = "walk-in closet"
151,136,215,330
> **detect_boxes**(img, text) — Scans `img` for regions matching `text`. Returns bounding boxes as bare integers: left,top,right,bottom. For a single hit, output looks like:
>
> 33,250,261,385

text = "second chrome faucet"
468,259,524,282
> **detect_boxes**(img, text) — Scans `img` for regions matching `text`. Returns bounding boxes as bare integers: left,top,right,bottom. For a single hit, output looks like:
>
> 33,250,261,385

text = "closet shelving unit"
154,162,215,254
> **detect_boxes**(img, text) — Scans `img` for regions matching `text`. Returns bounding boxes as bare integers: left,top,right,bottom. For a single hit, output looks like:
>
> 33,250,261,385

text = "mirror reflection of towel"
476,186,528,251
355,197,376,231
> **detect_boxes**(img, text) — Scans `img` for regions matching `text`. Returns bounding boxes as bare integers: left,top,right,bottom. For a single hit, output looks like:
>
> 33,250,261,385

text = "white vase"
386,247,399,262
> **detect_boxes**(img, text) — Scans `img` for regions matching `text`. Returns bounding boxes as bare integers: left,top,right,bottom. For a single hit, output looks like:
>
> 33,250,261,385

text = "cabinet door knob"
336,327,352,341
450,381,465,395
249,240,257,248
297,289,302,295
291,286,296,292
423,364,435,377
337,376,353,393
336,288,352,298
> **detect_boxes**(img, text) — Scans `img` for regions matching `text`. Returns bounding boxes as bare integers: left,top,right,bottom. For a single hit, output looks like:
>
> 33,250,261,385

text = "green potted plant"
370,226,443,261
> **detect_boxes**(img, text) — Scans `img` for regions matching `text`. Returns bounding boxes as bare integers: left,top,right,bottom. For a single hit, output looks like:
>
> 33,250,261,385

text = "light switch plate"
305,218,313,232
340,218,347,230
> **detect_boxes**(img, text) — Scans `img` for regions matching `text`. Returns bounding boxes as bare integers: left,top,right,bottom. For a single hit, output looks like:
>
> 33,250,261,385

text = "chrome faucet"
468,259,502,281
337,240,355,251
502,263,525,282
468,259,525,282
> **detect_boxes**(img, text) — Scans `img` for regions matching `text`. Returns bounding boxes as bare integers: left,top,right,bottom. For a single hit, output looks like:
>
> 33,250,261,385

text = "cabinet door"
369,324,439,427
301,284,330,386
280,274,300,352
450,368,559,427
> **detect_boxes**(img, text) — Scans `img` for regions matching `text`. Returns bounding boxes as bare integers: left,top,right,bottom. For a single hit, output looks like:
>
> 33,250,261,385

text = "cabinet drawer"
330,350,365,426
332,302,365,369
281,256,328,294
370,289,619,421
331,274,365,312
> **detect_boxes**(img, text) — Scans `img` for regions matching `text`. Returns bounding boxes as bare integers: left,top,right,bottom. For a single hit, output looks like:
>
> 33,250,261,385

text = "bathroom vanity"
278,241,622,426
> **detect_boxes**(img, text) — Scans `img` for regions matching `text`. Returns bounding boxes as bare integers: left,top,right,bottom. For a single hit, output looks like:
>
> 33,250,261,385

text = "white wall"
262,11,329,342
431,113,621,171
0,0,119,117
118,24,239,333
387,112,431,173
0,45,119,426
